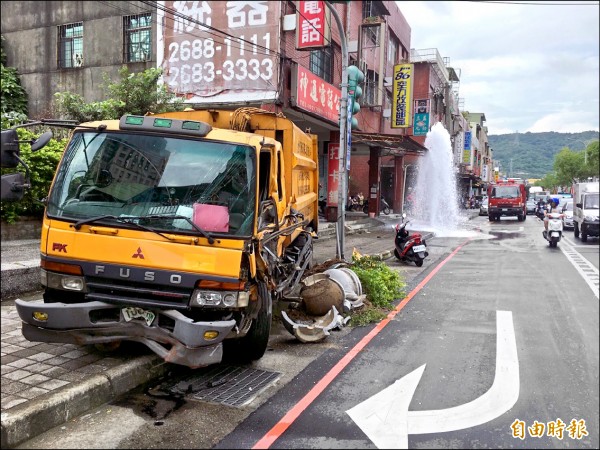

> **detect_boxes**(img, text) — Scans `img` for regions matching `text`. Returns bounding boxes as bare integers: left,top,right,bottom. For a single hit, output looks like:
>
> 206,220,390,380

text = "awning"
351,131,428,156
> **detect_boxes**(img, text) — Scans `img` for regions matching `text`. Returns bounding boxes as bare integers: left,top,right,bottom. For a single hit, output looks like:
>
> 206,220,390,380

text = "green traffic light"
347,65,365,99
347,65,364,129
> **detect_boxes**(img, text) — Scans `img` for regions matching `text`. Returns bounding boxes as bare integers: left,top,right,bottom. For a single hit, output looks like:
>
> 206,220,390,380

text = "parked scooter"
542,211,564,248
394,213,428,266
347,193,365,212
362,196,391,215
318,195,327,216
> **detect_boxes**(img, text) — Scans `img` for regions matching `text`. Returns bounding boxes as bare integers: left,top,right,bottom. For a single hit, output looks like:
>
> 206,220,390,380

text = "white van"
573,182,599,242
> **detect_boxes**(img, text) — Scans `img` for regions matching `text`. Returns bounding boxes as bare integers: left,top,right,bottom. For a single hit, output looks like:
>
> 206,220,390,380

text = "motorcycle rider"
543,197,563,238
536,197,547,219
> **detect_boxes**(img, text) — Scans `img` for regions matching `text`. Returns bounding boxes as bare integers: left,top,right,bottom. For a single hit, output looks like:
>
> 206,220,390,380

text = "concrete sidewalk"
2,212,412,448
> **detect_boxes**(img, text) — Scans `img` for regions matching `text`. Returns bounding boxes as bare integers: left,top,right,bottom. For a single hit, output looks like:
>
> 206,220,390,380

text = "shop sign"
327,143,340,207
391,63,413,128
292,64,341,123
296,1,331,49
157,1,280,102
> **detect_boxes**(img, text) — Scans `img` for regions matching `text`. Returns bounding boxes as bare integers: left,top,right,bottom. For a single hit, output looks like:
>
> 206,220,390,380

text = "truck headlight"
192,290,249,308
584,215,599,222
41,269,86,291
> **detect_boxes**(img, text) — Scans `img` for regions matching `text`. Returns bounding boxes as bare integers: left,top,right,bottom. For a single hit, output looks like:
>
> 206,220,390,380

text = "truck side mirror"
1,129,20,168
30,131,53,152
1,128,52,201
1,172,27,201
576,203,582,208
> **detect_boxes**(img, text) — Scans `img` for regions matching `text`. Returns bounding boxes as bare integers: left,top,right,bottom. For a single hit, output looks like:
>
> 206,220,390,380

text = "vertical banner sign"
157,1,280,103
346,97,353,170
296,1,330,49
391,64,413,128
463,130,472,163
327,143,340,207
413,99,430,136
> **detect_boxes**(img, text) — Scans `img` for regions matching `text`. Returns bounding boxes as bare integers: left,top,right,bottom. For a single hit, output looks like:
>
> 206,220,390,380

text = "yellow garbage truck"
1,107,319,368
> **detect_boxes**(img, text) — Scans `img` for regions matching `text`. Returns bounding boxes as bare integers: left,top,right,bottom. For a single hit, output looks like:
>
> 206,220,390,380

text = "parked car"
479,197,489,216
526,198,537,214
560,200,574,230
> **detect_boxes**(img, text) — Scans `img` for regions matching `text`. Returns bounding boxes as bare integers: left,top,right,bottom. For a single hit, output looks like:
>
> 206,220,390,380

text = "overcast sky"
397,1,600,135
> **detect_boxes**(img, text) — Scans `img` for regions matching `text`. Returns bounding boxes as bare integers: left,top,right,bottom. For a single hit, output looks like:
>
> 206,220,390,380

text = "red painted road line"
252,238,473,449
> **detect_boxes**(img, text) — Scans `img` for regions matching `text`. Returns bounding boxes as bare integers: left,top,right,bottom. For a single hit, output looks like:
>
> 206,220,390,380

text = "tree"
539,172,560,193
1,35,28,124
54,66,185,122
581,140,599,180
553,147,584,187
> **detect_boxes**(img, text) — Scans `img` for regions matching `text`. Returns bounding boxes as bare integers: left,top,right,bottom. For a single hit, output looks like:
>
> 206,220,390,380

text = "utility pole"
325,1,348,260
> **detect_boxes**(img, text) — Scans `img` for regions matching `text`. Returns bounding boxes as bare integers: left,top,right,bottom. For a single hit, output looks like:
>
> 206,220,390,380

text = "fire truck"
487,178,528,222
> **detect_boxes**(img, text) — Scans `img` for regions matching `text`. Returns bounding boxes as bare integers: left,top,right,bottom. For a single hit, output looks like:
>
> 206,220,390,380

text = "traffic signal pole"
325,1,348,260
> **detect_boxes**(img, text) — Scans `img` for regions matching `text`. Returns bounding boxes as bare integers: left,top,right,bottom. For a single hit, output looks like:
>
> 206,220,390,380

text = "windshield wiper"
70,215,175,242
143,214,215,244
70,214,215,244
71,215,118,230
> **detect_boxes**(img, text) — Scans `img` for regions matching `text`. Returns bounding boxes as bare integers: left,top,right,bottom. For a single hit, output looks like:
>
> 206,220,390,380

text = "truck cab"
2,109,320,369
573,181,599,242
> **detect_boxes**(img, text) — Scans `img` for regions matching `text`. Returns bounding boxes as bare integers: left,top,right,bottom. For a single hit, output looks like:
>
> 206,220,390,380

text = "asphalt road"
15,214,599,449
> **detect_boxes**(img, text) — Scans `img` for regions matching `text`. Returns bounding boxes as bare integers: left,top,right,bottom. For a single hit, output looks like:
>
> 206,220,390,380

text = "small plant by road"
349,253,406,326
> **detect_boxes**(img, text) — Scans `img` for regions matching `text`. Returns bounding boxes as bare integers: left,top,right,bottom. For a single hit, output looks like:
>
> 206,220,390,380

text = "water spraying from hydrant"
411,122,465,234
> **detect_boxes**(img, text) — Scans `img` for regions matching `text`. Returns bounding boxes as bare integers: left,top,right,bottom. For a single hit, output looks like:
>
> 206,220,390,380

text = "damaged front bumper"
15,299,236,368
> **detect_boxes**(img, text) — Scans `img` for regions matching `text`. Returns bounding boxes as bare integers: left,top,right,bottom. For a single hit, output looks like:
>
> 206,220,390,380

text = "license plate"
502,208,508,212
551,231,560,237
412,245,426,253
122,307,155,326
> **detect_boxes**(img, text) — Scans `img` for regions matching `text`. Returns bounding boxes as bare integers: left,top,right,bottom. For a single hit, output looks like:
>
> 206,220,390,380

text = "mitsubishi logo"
132,247,145,259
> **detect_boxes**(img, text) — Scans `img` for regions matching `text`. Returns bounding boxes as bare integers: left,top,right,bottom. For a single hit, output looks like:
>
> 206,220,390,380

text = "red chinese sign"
296,1,331,49
327,143,340,207
292,65,341,123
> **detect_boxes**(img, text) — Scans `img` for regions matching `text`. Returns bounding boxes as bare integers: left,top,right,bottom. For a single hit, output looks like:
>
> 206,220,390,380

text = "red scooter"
394,213,428,267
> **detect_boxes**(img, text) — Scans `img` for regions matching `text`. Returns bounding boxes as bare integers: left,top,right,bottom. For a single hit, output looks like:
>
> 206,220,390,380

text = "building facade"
1,0,487,215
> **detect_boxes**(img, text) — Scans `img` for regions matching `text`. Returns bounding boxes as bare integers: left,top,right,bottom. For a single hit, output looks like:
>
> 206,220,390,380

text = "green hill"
488,131,599,179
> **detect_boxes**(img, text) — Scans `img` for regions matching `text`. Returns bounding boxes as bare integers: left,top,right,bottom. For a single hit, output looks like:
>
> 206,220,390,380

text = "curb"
1,261,41,299
1,354,168,449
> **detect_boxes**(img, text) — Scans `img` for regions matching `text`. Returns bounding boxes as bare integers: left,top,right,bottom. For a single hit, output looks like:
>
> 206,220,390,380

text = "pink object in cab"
193,203,229,232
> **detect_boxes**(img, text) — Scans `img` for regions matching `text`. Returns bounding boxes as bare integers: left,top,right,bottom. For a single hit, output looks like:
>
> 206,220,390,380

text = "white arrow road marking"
346,310,519,448
346,365,425,449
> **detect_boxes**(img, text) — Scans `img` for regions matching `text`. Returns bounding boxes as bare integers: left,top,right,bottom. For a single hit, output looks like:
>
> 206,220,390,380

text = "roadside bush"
0,128,67,223
349,253,406,326
54,66,184,122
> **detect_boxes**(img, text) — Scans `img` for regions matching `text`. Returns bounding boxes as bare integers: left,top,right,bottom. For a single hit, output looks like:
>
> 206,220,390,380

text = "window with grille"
124,13,152,63
362,1,386,21
361,22,380,46
364,69,379,106
388,34,398,64
58,22,83,69
309,47,333,83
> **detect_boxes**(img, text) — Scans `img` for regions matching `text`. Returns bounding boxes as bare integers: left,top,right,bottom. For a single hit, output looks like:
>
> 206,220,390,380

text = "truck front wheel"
225,282,272,363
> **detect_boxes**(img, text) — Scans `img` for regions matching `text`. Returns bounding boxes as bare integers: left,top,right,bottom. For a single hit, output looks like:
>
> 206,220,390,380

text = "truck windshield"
584,193,599,209
491,186,520,198
46,131,257,237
